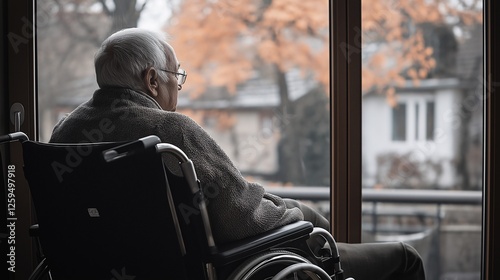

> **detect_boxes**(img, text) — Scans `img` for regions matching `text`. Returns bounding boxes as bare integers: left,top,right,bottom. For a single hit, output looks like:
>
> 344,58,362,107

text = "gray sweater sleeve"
156,113,304,244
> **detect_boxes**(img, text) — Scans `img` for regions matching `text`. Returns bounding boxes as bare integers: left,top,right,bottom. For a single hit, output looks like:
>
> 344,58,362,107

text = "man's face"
156,43,179,111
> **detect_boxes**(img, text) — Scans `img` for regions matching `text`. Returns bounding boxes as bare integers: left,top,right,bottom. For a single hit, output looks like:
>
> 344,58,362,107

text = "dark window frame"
2,0,499,279
484,0,500,278
331,0,362,243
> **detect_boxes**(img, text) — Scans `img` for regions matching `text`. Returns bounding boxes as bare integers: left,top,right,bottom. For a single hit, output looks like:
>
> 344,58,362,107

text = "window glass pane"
415,102,419,140
392,103,407,141
36,0,330,217
426,101,435,140
362,0,483,279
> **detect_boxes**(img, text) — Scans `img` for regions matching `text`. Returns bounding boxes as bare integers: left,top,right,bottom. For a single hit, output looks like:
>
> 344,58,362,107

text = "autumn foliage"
167,0,329,99
167,0,481,105
361,0,482,105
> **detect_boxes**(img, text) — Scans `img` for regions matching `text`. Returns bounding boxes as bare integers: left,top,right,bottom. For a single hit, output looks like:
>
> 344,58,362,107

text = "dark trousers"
283,199,426,280
338,242,425,280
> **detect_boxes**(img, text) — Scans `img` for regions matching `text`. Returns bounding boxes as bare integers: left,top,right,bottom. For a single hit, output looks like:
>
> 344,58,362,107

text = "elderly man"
50,28,425,280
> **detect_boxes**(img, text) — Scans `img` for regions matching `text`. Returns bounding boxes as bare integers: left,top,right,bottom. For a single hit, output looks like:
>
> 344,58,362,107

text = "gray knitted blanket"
50,88,303,244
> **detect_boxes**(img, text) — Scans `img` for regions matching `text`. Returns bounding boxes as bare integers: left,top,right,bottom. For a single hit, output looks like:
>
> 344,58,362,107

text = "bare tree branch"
98,0,113,16
137,0,149,13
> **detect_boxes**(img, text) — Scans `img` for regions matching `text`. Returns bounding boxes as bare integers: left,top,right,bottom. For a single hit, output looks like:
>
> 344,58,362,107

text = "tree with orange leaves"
168,0,329,118
167,0,481,107
362,0,482,105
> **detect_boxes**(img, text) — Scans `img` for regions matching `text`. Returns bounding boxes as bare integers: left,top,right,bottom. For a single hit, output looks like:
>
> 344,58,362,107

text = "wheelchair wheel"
228,250,328,280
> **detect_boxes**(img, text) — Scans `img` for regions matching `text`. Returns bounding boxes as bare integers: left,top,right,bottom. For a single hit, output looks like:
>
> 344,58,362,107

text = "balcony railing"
265,187,483,279
264,187,482,205
265,186,482,234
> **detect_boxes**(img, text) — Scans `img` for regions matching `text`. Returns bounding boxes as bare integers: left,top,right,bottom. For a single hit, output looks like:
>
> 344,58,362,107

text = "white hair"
94,28,176,90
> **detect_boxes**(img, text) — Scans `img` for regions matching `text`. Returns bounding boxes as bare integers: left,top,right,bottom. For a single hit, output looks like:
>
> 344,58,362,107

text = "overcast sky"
137,0,172,32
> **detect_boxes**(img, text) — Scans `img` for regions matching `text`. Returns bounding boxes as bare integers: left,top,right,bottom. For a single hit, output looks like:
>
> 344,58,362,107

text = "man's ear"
143,67,159,97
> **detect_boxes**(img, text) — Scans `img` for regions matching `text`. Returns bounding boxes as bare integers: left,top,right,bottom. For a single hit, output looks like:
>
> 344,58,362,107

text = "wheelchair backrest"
22,137,197,279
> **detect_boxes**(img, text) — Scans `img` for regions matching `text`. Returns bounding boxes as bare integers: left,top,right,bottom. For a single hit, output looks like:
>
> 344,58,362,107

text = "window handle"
10,103,25,132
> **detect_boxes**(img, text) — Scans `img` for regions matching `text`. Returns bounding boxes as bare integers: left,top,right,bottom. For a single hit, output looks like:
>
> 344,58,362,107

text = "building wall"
362,84,462,189
204,110,280,177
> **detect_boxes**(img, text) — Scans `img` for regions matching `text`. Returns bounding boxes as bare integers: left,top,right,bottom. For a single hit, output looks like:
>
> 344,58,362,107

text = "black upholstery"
22,138,188,279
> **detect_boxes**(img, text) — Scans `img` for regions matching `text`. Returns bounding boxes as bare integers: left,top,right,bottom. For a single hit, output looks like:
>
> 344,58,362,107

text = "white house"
362,78,469,189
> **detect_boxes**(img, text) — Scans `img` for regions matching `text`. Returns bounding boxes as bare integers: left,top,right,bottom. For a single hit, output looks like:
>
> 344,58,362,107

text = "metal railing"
264,187,482,205
265,186,483,279
265,186,482,233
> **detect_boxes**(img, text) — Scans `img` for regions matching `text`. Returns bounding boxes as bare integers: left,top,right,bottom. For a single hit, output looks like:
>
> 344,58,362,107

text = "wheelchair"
1,132,353,280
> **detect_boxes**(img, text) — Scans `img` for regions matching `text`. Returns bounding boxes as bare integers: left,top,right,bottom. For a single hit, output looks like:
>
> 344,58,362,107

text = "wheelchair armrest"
102,135,160,162
209,221,313,266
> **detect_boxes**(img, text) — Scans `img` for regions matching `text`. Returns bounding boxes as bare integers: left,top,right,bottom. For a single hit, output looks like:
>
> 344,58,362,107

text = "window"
361,0,483,278
415,102,420,140
36,0,330,215
392,103,407,141
392,100,436,142
426,101,435,140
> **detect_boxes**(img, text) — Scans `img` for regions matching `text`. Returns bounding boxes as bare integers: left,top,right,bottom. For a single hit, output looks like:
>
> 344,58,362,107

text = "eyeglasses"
160,68,187,85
